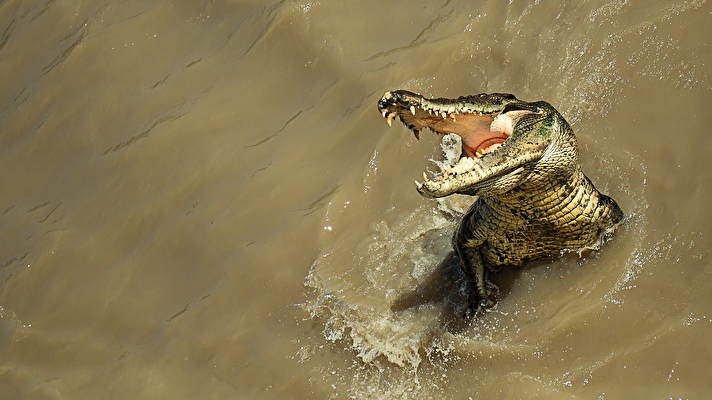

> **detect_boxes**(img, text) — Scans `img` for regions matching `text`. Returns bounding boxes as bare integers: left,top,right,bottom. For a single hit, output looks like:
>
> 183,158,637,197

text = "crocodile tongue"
462,131,508,158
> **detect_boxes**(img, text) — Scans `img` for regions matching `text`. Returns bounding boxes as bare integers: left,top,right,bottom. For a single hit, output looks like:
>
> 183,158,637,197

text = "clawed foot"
486,280,500,298
462,293,497,319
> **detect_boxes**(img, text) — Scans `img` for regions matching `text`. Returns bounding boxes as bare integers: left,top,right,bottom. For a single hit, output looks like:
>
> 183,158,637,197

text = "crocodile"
377,90,624,314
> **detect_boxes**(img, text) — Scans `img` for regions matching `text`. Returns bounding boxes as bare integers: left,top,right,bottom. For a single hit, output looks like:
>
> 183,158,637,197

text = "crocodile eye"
501,102,538,114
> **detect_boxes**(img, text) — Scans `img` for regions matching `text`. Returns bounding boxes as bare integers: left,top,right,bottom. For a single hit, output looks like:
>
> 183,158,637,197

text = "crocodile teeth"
410,106,416,115
485,143,502,153
386,113,395,127
382,110,388,118
422,172,429,181
445,157,477,175
413,129,420,140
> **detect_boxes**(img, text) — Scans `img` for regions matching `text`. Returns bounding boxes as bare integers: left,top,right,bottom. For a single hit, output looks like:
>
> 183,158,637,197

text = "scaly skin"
378,90,623,313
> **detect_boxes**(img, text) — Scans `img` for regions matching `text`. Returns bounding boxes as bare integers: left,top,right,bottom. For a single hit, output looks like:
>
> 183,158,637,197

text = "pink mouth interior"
398,111,510,158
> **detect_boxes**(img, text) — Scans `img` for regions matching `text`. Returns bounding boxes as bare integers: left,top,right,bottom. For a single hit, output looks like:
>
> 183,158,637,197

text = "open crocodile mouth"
377,90,522,183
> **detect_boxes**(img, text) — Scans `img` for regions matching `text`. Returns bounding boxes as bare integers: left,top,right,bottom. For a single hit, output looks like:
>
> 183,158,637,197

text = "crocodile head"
377,90,574,198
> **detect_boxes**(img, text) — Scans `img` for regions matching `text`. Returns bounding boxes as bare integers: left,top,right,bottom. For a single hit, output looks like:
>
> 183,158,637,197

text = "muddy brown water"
1,1,711,399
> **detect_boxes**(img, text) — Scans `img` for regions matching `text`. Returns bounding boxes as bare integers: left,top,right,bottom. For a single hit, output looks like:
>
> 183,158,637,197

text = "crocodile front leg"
453,206,494,314
456,244,493,309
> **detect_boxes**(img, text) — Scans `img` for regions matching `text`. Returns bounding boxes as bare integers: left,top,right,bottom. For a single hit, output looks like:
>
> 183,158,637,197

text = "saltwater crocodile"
377,90,624,314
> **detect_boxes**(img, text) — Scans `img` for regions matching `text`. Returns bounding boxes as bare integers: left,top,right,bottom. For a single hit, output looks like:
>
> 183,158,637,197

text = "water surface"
1,0,711,398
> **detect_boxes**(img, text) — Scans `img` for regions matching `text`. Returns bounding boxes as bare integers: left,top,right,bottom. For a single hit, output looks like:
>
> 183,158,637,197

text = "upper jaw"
377,90,517,136
378,90,541,197
377,90,518,116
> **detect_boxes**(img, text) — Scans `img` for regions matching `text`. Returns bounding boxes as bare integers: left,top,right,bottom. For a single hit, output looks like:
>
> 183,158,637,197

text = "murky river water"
1,0,711,398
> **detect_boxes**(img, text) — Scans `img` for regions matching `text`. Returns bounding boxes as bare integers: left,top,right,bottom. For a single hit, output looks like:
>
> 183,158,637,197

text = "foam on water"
304,203,455,368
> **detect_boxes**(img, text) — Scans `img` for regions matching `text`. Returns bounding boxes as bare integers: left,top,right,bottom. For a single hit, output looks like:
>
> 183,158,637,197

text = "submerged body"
377,90,623,312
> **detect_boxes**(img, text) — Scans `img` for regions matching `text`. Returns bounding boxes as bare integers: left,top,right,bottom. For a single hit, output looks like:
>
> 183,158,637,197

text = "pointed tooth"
410,106,416,115
422,172,429,181
386,113,395,127
414,180,422,188
487,143,502,153
413,129,420,140
441,112,447,119
382,110,388,118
